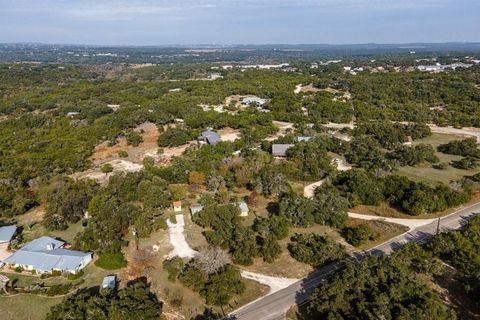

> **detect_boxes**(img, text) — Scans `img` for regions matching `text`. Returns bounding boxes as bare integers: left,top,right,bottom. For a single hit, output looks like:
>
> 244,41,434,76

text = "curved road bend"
228,202,480,320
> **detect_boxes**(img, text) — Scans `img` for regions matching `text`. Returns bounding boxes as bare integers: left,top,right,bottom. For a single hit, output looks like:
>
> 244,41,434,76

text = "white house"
3,236,92,274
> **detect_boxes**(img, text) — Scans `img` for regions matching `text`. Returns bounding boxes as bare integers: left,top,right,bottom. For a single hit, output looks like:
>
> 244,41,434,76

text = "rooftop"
272,144,295,157
4,236,91,272
0,225,17,243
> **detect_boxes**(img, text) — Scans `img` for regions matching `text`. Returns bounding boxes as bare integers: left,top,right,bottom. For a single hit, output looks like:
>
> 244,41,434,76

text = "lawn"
0,295,63,320
396,133,480,185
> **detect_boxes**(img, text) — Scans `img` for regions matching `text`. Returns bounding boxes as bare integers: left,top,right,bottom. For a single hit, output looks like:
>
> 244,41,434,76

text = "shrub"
95,252,127,270
46,283,72,296
288,233,347,267
118,150,128,158
343,224,378,246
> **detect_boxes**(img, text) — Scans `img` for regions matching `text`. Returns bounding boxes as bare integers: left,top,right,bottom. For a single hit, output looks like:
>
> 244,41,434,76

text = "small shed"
272,144,295,157
295,136,312,142
102,275,116,290
238,201,249,217
173,201,182,212
189,205,204,216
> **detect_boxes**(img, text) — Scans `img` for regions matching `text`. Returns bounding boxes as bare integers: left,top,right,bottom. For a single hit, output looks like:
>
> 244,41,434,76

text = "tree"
42,177,98,230
305,251,456,320
312,187,349,228
46,278,162,320
125,130,143,147
101,163,114,174
288,233,347,267
189,171,206,186
194,247,231,275
343,224,378,246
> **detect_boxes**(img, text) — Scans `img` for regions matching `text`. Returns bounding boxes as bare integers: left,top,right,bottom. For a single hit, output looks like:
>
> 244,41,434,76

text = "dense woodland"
0,54,479,319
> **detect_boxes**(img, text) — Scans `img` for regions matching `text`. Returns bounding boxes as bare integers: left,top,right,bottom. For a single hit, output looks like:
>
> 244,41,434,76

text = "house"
173,201,182,212
272,144,295,157
0,226,16,244
198,130,221,145
295,136,312,142
189,205,204,216
190,203,248,217
238,201,249,217
3,236,92,274
102,275,117,290
242,97,267,107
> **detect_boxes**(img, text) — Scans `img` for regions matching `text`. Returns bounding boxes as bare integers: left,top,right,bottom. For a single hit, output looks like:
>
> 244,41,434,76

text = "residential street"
228,202,480,320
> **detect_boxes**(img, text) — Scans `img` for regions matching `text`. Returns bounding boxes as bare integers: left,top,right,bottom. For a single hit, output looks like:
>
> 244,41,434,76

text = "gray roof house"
102,275,117,289
272,144,295,157
0,226,17,244
198,130,221,145
3,236,92,274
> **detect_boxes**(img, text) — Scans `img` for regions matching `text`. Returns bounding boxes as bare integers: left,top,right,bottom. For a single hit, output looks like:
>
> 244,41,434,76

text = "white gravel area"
428,124,480,142
166,214,198,259
241,271,298,294
348,212,437,230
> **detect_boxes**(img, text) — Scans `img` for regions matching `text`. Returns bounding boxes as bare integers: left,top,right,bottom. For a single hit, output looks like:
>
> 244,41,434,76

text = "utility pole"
436,217,441,235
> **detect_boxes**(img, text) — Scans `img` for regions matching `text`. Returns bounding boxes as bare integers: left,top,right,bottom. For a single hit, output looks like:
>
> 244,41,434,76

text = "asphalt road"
228,202,480,320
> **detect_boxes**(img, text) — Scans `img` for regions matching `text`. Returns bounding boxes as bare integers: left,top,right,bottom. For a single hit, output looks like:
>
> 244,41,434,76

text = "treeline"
329,169,469,215
46,278,162,320
304,216,480,319
304,244,457,319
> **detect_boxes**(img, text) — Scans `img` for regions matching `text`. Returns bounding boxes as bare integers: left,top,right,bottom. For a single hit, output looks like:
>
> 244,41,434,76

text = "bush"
343,224,378,246
163,257,184,282
125,130,143,146
438,138,480,158
14,266,24,273
95,252,127,270
66,270,84,280
288,233,347,267
451,157,479,169
158,128,192,147
46,283,72,296
118,150,128,158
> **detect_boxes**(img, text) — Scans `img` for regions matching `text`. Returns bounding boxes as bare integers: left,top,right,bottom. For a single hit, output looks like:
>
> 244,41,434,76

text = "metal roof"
272,144,295,157
200,130,221,145
102,275,116,289
189,205,204,215
0,226,16,243
4,236,91,272
295,136,312,142
238,201,249,213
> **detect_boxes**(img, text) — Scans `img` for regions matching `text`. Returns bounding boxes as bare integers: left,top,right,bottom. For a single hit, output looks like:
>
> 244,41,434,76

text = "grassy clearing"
397,133,480,185
243,224,346,278
0,295,63,320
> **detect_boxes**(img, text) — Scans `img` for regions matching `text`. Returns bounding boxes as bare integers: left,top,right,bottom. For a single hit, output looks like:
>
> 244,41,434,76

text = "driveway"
0,243,11,262
348,212,437,230
166,214,198,259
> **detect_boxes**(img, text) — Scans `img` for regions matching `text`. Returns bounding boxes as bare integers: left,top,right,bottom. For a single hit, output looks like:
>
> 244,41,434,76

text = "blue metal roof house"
0,226,17,244
3,236,92,274
198,130,221,145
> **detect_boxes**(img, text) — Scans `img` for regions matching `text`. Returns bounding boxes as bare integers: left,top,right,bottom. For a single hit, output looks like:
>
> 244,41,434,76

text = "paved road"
228,202,480,320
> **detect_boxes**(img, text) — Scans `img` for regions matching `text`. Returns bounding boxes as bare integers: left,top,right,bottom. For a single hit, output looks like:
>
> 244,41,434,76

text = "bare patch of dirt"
90,122,161,164
218,128,241,142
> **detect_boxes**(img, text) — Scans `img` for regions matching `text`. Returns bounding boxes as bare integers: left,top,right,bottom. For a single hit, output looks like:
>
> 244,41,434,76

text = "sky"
0,0,479,45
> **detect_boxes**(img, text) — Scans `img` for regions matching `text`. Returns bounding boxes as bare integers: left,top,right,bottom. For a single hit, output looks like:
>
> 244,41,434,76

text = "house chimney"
46,243,54,251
